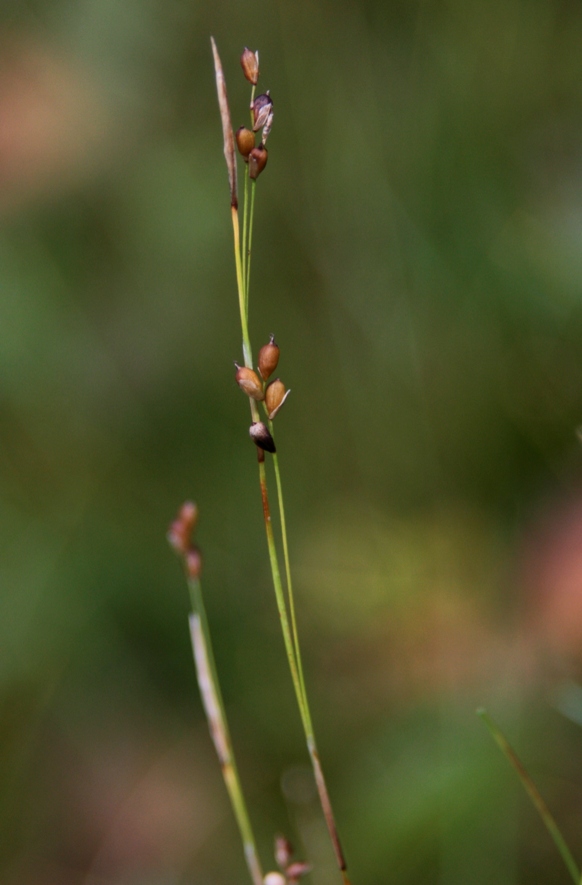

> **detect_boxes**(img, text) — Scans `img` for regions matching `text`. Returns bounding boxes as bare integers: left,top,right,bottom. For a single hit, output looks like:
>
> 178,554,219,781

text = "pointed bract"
261,109,274,145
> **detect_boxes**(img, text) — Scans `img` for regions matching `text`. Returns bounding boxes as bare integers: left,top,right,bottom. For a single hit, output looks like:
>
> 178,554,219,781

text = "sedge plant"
168,503,311,885
171,40,582,885
168,41,351,885
212,38,351,885
167,502,264,885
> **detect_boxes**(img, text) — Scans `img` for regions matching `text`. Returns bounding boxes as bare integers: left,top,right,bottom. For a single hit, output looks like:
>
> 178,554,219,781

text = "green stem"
242,82,255,321
242,166,250,315
231,205,252,368
270,441,308,714
246,180,257,302
477,709,580,885
188,576,263,885
258,460,350,881
307,734,350,882
235,80,350,881
258,461,308,727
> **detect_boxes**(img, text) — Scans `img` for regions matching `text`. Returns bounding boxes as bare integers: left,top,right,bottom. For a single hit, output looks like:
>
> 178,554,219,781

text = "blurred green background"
3,1,582,882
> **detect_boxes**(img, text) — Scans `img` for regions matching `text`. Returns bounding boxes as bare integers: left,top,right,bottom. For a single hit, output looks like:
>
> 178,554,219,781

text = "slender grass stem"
242,84,255,320
225,46,351,883
307,735,350,882
242,167,250,312
478,709,580,885
187,575,263,885
258,461,308,726
258,458,350,881
246,180,257,301
270,442,306,703
231,205,252,368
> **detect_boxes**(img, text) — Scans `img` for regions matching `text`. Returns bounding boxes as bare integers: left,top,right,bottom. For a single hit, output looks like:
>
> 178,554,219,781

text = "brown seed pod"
249,421,276,453
240,47,259,85
274,835,293,870
252,92,273,131
249,145,268,180
235,362,264,400
265,378,290,420
235,126,255,159
258,334,279,379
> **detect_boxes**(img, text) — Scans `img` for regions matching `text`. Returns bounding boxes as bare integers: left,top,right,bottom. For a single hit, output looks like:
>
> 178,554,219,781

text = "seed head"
167,501,198,555
235,363,264,400
275,835,293,870
263,874,285,885
249,421,276,453
235,126,255,159
265,378,290,420
258,334,280,379
185,546,203,579
240,47,259,85
252,92,273,132
285,862,312,882
249,145,268,180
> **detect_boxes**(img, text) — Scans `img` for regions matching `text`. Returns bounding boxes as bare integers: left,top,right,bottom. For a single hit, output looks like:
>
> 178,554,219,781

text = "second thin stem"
234,150,351,884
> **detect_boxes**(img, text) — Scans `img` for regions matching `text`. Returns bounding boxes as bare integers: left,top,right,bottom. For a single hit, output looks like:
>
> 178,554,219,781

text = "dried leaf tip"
211,37,237,208
240,47,259,85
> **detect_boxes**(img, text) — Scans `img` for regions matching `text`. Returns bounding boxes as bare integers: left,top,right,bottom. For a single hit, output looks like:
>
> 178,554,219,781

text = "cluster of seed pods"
262,834,311,885
234,335,291,454
234,47,273,179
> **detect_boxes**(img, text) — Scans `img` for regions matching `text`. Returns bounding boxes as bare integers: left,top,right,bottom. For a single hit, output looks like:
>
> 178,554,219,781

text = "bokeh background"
3,1,582,882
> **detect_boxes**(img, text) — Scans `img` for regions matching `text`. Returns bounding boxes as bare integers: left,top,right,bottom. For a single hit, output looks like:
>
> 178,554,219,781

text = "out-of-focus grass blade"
477,709,580,885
